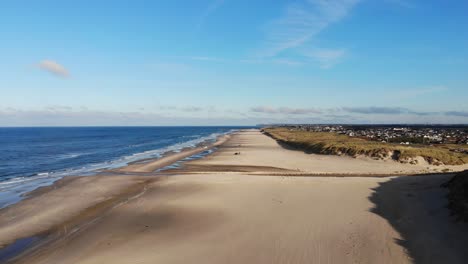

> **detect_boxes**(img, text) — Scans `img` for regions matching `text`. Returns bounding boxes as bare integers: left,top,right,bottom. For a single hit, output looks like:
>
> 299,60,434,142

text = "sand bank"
113,134,230,173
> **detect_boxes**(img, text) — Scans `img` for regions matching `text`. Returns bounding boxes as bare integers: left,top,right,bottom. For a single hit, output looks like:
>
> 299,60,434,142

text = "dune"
178,129,468,175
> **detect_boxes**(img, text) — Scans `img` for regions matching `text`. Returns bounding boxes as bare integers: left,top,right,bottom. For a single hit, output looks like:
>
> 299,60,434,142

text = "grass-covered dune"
263,127,468,166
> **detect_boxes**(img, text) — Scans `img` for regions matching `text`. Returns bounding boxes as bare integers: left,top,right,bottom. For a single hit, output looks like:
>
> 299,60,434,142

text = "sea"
0,126,249,208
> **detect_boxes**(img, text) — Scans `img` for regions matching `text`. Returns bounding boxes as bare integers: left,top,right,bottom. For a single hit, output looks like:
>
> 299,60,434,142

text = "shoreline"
0,132,234,261
110,134,230,173
0,175,157,261
0,131,234,209
1,129,468,263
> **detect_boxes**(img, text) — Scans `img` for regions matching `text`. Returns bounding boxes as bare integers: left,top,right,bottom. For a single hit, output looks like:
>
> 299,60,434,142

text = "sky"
0,0,468,126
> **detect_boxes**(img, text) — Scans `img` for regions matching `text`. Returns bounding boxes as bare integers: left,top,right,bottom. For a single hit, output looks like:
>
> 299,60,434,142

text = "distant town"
274,125,468,146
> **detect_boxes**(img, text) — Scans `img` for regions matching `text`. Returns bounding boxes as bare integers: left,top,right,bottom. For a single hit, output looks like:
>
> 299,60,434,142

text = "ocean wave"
0,130,236,208
54,152,90,160
0,173,53,190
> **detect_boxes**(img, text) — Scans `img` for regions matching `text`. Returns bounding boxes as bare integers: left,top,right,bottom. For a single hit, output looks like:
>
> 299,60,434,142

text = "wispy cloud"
0,109,252,126
2,105,467,126
250,106,457,117
195,0,226,32
260,0,360,57
37,60,69,78
391,86,447,99
188,56,227,62
342,106,411,115
44,105,73,112
272,58,304,66
181,106,204,112
384,0,415,8
445,111,468,117
185,56,303,67
251,106,322,115
157,105,206,112
302,48,346,68
341,106,439,116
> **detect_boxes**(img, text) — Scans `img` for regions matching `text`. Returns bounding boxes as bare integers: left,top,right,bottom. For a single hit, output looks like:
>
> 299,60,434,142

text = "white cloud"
251,106,322,115
342,106,412,115
272,58,304,66
390,86,447,99
44,105,73,112
445,111,468,117
260,0,360,57
302,48,346,68
37,60,69,78
181,106,204,112
0,107,251,126
1,105,468,126
195,0,225,31
189,56,227,62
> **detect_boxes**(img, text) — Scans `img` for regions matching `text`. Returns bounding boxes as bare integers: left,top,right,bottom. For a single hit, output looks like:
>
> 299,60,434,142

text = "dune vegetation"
263,127,468,165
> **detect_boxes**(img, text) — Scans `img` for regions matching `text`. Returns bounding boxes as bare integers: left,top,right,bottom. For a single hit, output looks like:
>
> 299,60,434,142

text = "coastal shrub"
263,128,468,165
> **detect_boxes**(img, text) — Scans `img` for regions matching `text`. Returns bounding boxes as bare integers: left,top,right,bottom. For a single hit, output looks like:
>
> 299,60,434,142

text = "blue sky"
0,0,467,125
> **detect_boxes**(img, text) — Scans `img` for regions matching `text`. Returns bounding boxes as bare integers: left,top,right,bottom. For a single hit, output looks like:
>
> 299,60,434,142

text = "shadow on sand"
368,174,468,264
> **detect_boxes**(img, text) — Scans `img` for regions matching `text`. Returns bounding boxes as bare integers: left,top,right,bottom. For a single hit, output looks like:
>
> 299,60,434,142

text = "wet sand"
1,129,468,263
112,134,230,173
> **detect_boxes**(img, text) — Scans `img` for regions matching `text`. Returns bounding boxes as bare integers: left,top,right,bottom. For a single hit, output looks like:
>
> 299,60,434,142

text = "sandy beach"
170,130,468,175
1,129,468,263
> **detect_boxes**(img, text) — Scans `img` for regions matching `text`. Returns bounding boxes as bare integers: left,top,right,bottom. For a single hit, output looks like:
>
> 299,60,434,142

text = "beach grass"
263,127,468,165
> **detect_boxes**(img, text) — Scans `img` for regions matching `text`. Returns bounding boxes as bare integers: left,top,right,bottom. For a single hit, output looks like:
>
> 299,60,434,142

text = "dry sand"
0,175,153,248
182,130,468,175
2,129,468,264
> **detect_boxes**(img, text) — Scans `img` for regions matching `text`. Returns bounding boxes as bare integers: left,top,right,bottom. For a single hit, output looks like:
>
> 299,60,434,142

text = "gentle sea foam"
0,126,248,208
